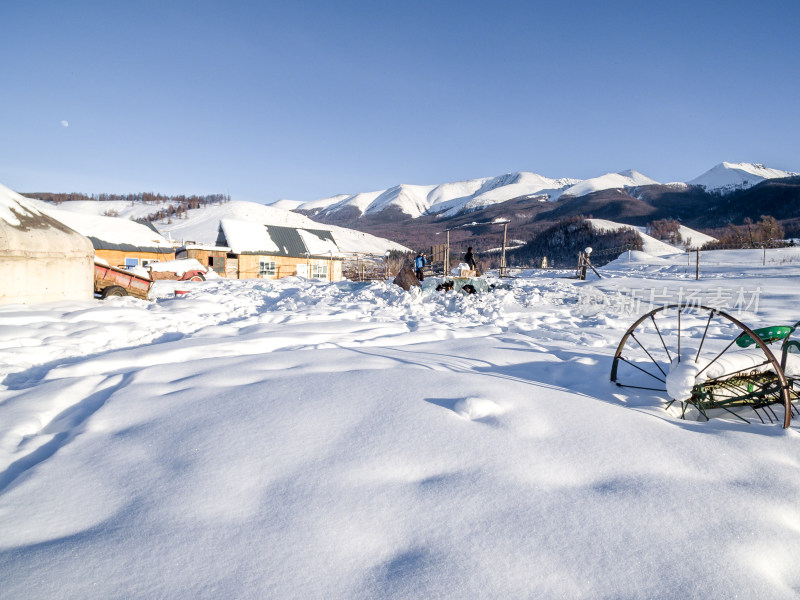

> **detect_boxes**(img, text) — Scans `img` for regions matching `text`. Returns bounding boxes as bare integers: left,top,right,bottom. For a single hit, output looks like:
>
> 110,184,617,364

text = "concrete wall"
1,254,94,305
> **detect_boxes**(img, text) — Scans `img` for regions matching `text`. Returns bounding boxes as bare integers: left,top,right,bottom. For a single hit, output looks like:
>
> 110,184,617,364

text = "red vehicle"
94,263,153,300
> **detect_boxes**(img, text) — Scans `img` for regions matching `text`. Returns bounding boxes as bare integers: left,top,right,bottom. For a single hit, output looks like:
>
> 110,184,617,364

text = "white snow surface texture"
2,253,800,598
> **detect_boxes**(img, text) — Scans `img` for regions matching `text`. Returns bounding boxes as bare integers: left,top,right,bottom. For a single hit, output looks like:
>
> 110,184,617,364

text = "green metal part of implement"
736,326,795,348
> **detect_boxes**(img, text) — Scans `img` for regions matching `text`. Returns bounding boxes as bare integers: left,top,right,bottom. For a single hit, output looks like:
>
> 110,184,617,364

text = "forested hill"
24,191,230,207
23,192,231,222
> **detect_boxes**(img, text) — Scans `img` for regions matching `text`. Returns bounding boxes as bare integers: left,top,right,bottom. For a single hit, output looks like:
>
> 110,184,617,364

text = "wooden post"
445,230,450,275
578,252,587,280
501,222,508,278
696,248,700,280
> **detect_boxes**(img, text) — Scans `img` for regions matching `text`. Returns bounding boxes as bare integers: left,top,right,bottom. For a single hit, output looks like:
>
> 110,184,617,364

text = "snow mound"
666,357,701,400
688,162,797,194
452,397,504,420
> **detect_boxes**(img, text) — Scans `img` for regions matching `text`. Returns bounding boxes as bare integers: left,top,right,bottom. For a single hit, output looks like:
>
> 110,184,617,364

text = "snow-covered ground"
2,250,800,598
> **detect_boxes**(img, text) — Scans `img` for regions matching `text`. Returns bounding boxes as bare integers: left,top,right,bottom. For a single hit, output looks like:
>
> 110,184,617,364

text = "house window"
142,259,159,267
125,257,139,268
209,256,225,274
259,260,276,276
311,264,328,279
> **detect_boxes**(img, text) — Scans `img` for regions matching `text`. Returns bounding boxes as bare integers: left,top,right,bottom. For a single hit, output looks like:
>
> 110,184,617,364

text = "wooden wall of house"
183,249,229,276
96,249,175,268
235,254,343,281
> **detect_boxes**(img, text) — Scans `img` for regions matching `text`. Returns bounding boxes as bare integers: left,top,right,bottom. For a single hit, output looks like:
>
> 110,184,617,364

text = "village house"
212,219,343,281
175,244,233,277
0,183,94,305
44,209,176,268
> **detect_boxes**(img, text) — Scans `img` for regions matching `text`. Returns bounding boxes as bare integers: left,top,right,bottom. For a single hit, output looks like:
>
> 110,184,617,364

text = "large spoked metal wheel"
610,304,793,427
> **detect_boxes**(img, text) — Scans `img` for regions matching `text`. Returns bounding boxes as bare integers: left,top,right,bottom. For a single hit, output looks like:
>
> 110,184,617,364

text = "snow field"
1,260,800,598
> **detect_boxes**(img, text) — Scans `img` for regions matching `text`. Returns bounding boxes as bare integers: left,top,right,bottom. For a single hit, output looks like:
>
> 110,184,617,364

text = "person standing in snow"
464,247,477,271
414,252,427,281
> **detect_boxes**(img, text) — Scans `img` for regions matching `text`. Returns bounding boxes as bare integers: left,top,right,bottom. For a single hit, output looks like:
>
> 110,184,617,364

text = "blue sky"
1,0,798,203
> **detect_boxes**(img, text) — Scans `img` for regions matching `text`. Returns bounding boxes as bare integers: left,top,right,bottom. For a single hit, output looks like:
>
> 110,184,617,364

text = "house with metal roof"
213,219,343,281
43,209,175,268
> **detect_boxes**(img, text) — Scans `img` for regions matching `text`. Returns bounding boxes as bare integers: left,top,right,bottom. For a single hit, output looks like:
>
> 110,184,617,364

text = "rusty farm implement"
611,304,800,427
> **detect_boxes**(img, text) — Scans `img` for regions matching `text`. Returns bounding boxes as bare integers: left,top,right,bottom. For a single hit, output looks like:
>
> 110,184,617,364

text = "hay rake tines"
610,304,798,428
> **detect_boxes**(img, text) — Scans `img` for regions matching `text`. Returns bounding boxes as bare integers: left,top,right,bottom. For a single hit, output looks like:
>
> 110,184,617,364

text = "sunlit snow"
2,250,800,598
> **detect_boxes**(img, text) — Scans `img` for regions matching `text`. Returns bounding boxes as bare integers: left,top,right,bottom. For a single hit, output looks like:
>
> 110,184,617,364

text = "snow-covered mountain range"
277,162,797,221
274,172,579,220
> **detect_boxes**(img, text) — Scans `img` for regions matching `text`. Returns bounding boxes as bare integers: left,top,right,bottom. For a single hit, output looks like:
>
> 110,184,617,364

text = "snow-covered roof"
35,203,174,254
217,219,342,257
181,244,231,252
0,182,94,259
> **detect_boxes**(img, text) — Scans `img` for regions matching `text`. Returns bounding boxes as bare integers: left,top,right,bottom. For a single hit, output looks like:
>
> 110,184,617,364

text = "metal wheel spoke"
696,338,739,378
615,383,668,392
717,404,752,424
695,310,715,363
630,333,667,377
650,315,672,363
618,357,666,384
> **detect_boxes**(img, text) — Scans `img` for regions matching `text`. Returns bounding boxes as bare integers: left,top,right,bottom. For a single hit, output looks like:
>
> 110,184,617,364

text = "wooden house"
175,244,233,277
215,219,343,281
44,210,175,268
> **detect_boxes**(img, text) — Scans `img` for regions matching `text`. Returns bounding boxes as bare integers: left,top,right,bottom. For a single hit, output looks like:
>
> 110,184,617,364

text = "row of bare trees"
703,216,785,249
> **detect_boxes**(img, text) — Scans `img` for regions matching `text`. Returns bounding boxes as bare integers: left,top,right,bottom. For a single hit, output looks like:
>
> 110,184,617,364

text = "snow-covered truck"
94,262,152,300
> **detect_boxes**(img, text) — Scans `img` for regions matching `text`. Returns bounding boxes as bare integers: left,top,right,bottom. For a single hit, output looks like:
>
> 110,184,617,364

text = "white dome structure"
0,183,94,305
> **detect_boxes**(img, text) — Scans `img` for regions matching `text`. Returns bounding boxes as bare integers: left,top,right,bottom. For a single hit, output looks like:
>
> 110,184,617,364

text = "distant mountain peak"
560,170,659,199
688,162,797,194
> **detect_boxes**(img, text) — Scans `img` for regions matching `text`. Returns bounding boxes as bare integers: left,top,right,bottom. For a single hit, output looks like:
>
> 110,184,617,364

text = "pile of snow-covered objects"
145,258,218,282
